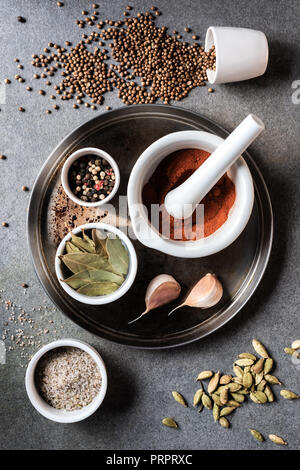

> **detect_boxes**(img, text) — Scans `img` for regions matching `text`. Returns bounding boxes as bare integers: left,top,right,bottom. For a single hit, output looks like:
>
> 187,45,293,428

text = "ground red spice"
142,148,236,240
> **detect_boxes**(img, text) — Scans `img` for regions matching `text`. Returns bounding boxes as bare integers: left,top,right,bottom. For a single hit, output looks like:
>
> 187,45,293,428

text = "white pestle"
164,114,265,220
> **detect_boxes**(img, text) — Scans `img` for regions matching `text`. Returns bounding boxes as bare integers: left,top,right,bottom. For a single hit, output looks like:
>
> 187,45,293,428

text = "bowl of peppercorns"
61,147,120,207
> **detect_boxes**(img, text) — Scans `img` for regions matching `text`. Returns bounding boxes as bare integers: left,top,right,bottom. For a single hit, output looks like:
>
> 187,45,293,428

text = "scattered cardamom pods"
264,385,274,402
251,358,265,374
212,403,220,422
208,371,220,395
162,417,178,428
233,365,244,378
219,417,230,428
235,358,254,367
243,372,253,389
202,393,212,409
252,339,269,358
219,375,232,385
263,358,273,374
265,374,282,385
249,429,264,442
212,393,222,406
231,392,245,403
196,370,213,381
193,389,203,406
220,406,236,417
239,353,257,361
255,371,264,386
280,389,299,400
172,391,187,407
220,387,228,405
268,434,287,446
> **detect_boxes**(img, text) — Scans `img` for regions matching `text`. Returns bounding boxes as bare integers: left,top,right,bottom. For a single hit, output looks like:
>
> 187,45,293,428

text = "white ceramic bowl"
61,147,120,207
127,130,254,258
55,223,137,305
25,339,107,423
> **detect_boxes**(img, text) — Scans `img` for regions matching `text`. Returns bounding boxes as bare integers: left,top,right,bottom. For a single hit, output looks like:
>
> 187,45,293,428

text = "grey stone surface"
0,0,299,451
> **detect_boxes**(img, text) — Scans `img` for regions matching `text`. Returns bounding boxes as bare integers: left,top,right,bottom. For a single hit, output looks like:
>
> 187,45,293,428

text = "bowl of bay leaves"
55,223,137,305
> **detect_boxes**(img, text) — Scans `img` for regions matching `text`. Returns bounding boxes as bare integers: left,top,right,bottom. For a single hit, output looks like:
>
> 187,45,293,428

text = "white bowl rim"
61,147,120,207
55,222,138,305
127,130,254,258
25,338,108,423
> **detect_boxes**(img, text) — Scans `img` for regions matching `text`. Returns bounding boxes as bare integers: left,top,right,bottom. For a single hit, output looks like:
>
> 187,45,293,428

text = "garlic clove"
128,274,181,324
169,273,223,315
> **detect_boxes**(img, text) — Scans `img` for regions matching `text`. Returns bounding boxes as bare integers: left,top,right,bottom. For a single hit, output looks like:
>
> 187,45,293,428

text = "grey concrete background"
0,0,299,451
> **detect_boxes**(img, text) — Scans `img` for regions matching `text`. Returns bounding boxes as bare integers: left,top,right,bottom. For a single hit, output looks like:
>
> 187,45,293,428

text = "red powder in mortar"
142,148,236,240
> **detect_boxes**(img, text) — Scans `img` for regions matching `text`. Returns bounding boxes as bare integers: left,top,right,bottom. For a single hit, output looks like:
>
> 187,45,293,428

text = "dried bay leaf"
92,228,108,256
71,233,96,253
60,253,112,274
65,241,82,253
63,269,124,289
106,236,129,275
77,281,119,296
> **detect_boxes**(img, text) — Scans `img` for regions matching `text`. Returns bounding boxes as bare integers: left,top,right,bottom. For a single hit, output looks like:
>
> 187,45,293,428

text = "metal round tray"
27,105,273,349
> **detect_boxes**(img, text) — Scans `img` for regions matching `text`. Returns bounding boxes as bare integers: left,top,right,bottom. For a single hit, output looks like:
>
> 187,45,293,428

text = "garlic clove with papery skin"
169,273,223,315
128,274,181,324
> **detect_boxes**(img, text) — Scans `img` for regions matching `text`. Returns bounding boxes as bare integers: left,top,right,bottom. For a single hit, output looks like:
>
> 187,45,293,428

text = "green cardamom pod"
231,392,245,403
162,417,178,428
252,339,269,358
280,389,299,400
235,358,254,366
212,403,220,422
263,358,273,374
264,385,274,402
265,374,282,385
251,358,265,374
219,375,232,385
233,365,244,378
284,347,296,355
269,434,287,445
219,417,230,428
253,391,268,404
257,379,267,392
255,371,264,386
172,391,187,407
243,372,253,389
227,383,242,392
239,353,257,361
193,389,203,406
250,392,260,404
202,393,213,409
196,370,213,381
249,429,264,442
220,387,228,405
220,406,236,417
227,400,241,407
212,393,222,406
208,371,220,395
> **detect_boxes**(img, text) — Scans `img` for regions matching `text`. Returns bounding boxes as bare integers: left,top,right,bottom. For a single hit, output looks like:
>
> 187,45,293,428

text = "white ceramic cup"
55,222,138,305
25,338,108,423
127,130,254,258
61,147,120,207
205,26,269,84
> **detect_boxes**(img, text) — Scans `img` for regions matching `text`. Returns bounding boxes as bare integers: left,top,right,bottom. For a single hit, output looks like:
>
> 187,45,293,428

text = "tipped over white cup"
205,26,269,84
